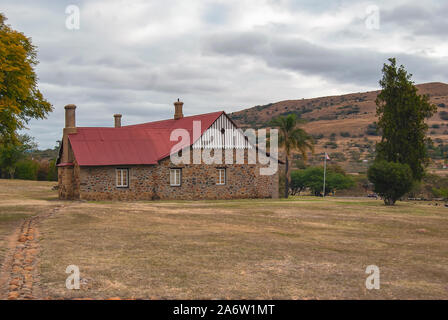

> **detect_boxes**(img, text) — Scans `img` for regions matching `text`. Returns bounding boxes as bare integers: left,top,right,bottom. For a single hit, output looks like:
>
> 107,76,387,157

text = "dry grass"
35,194,448,299
0,179,59,265
1,179,447,299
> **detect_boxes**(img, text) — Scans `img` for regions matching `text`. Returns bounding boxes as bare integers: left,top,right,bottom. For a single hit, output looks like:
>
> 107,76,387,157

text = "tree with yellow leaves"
0,12,52,142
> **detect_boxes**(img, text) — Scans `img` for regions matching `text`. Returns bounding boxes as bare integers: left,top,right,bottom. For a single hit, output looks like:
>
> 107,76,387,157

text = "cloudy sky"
2,0,448,148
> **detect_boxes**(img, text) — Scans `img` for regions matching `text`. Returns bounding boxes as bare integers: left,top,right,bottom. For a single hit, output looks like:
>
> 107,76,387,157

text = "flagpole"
323,152,326,198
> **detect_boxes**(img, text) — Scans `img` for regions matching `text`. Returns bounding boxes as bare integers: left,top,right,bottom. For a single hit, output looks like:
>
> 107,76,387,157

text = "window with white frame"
217,168,226,185
116,168,129,187
170,168,182,186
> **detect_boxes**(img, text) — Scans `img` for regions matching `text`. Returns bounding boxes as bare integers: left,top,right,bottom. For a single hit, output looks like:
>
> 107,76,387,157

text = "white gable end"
192,113,253,149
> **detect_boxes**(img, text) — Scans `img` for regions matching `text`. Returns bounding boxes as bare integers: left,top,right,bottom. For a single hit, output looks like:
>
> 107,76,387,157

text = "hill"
230,82,448,173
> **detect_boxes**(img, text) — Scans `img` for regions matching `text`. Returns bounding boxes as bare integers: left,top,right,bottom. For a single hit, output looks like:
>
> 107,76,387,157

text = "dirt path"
0,205,66,300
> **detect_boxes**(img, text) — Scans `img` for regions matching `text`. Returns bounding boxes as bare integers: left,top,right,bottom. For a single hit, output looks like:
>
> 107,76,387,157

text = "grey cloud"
203,31,448,86
380,3,448,39
381,4,432,22
203,32,269,56
6,0,448,148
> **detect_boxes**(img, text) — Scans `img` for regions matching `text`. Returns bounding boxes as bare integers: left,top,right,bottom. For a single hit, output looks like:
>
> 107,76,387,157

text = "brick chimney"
62,104,77,163
65,104,76,128
174,99,184,120
114,114,122,128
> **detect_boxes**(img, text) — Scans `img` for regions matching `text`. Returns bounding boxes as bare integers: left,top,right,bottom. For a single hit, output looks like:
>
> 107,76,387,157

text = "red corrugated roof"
68,111,223,166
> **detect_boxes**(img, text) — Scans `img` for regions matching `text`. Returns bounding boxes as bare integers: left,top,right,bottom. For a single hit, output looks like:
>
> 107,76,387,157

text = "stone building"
56,101,279,200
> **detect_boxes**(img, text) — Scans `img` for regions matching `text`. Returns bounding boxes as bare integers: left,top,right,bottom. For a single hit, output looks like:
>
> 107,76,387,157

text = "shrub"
47,159,58,181
440,111,448,120
37,160,49,181
327,163,347,175
325,141,338,149
432,187,448,199
408,174,448,199
290,170,307,195
291,166,354,196
336,105,360,116
329,133,336,141
15,159,39,180
367,161,414,205
318,115,337,121
329,152,347,162
294,158,307,169
340,132,351,137
366,122,379,136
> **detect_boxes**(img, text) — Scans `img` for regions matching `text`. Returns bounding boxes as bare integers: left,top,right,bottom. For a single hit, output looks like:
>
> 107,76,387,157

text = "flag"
325,152,330,161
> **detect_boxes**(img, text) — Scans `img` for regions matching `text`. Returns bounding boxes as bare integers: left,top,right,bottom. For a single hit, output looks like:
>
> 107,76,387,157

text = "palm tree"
270,114,314,198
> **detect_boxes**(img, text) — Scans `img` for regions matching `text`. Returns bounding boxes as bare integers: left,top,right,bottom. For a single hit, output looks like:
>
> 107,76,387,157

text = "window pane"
117,170,122,186
123,169,128,186
170,169,180,186
217,169,225,185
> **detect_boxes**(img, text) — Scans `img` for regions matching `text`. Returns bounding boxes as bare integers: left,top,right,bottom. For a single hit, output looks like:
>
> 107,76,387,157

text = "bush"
336,105,360,116
367,161,414,205
340,132,351,137
329,152,347,162
291,166,354,196
294,158,307,169
366,122,379,136
408,173,448,199
37,160,49,181
324,141,338,149
47,159,58,181
440,111,448,120
290,170,307,195
327,164,347,175
432,187,448,199
327,171,355,192
15,159,39,180
318,115,337,121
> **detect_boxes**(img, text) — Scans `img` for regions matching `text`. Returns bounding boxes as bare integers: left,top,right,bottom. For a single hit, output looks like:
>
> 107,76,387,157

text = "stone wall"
58,166,73,200
73,149,279,201
58,134,79,200
57,163,81,200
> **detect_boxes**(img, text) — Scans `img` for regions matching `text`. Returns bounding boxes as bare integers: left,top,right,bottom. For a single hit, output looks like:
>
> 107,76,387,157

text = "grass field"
1,179,448,299
0,179,59,266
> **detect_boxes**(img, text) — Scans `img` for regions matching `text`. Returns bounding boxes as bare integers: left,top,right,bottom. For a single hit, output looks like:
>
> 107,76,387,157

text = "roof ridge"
124,110,224,128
